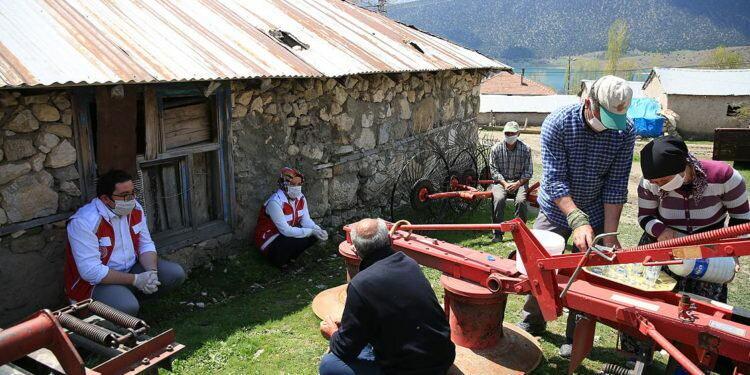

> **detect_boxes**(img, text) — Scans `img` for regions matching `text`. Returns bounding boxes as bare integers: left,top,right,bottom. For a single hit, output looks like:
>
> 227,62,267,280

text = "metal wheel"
389,148,449,223
444,146,481,217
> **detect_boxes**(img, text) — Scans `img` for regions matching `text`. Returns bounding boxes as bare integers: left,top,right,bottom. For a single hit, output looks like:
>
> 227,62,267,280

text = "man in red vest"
254,167,328,267
65,170,186,316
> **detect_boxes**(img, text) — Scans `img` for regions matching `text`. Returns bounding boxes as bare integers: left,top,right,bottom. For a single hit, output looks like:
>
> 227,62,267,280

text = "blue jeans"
319,345,382,375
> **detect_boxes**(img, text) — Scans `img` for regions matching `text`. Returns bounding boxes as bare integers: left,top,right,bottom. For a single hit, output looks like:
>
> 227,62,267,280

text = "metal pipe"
393,223,505,232
640,321,703,375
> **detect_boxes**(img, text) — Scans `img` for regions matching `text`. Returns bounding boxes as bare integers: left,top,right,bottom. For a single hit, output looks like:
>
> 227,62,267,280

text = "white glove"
133,271,160,294
313,228,329,241
144,271,161,294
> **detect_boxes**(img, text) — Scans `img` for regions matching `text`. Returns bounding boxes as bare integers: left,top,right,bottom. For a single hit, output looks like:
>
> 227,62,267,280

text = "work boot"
559,343,573,358
517,322,545,336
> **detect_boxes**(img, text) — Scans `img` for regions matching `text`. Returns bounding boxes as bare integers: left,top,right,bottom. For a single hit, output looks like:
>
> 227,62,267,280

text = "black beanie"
640,136,688,179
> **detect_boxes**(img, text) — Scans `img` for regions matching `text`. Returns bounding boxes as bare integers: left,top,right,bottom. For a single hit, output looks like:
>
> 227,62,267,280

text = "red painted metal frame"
341,218,750,373
0,301,184,375
418,181,540,206
0,310,86,375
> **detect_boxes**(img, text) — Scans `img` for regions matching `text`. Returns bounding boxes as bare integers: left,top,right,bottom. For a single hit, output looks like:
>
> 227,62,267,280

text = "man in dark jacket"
319,218,455,375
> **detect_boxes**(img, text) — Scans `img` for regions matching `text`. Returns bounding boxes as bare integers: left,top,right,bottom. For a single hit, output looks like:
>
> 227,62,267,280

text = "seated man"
489,121,533,242
254,167,328,267
65,170,186,316
319,218,455,375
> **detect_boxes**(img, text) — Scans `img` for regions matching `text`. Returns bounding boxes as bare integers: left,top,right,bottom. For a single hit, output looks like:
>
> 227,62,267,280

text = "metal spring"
88,301,148,330
600,363,634,375
58,313,118,347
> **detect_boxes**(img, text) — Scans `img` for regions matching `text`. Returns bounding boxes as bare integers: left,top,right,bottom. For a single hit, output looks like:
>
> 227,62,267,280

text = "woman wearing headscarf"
637,135,748,301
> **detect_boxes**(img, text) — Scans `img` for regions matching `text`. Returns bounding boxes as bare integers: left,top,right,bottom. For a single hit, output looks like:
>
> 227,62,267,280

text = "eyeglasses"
111,189,140,200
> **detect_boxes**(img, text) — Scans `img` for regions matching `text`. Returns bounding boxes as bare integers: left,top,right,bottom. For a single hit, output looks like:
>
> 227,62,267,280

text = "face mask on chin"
588,117,607,132
659,173,685,192
112,199,136,216
505,135,518,145
287,185,303,199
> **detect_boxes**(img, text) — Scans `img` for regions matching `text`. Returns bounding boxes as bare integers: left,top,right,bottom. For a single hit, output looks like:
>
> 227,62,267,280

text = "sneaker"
516,322,545,336
559,343,572,358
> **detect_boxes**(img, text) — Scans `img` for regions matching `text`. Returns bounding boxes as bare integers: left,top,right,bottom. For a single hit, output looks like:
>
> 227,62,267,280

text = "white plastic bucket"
517,229,566,275
667,257,736,284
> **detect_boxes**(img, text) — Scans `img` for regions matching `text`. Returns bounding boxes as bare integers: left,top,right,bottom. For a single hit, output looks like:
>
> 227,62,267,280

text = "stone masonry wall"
230,70,484,238
0,90,79,325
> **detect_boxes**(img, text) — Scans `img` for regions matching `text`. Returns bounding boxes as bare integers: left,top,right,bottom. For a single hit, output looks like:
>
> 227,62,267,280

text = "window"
137,84,233,248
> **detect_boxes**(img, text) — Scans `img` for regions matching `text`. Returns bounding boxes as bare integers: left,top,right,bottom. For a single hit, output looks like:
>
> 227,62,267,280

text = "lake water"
515,66,568,94
514,66,652,94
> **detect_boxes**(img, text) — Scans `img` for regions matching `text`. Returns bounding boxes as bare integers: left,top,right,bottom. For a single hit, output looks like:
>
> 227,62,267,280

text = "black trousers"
264,234,317,267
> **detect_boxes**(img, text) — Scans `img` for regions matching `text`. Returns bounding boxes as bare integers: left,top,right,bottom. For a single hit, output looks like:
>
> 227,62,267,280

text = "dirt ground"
479,130,714,226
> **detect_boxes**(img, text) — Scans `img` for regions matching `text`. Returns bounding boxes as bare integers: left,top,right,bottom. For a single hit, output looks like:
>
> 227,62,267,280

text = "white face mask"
287,185,303,199
112,199,136,216
659,173,685,192
589,117,607,132
505,135,518,145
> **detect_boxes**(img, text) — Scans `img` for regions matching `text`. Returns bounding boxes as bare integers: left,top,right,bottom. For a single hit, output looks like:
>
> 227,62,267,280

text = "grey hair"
351,219,390,259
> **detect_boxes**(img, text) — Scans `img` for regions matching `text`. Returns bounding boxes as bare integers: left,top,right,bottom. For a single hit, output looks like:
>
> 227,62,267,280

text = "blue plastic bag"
628,98,664,138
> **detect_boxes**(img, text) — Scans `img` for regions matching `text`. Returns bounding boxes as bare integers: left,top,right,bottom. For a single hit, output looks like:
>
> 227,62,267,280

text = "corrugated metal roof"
580,80,645,99
481,71,556,96
479,94,580,114
0,0,507,88
645,68,750,96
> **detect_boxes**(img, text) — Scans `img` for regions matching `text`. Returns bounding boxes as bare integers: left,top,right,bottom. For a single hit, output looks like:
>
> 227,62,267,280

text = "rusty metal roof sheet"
0,0,507,88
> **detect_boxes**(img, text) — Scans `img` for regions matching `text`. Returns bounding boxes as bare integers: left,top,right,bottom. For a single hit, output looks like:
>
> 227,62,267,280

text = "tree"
705,46,744,69
605,19,629,76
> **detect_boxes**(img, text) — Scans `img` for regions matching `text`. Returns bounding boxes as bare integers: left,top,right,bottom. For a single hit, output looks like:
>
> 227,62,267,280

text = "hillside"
388,0,750,60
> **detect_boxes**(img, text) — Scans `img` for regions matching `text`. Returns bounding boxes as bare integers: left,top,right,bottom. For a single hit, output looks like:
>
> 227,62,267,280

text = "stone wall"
0,90,79,325
230,70,484,237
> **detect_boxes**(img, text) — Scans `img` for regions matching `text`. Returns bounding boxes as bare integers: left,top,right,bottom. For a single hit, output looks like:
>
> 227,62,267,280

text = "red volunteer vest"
64,208,143,302
254,192,306,251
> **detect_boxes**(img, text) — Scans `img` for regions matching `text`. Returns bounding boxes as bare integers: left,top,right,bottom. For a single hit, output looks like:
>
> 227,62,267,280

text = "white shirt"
67,198,156,284
265,190,320,239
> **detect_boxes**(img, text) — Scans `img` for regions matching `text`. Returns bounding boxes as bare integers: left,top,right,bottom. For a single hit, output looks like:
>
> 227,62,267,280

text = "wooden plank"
95,86,138,175
71,89,97,200
0,212,73,236
160,163,185,230
141,169,157,231
163,102,212,149
144,87,160,160
191,152,212,226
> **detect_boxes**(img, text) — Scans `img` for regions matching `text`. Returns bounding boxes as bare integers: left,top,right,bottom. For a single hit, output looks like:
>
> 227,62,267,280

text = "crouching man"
319,218,455,375
65,170,186,316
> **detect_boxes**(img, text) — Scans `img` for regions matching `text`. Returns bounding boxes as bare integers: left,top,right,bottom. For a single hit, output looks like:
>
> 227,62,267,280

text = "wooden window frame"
138,83,235,251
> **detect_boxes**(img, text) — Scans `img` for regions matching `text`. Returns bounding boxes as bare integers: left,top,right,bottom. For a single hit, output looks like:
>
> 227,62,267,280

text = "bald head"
351,218,390,259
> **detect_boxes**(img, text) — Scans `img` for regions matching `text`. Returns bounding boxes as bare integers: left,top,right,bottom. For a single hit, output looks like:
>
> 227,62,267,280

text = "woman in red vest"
254,167,328,267
64,170,186,316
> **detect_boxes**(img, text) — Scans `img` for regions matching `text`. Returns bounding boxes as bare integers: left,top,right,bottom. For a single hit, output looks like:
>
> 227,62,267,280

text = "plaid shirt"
489,140,532,182
538,104,636,229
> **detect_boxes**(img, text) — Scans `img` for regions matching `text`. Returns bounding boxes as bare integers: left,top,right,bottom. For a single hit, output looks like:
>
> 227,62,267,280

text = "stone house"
643,68,750,139
0,0,505,325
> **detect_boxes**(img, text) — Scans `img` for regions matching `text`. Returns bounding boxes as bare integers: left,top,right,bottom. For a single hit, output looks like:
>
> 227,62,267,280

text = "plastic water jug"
667,257,736,284
517,229,566,275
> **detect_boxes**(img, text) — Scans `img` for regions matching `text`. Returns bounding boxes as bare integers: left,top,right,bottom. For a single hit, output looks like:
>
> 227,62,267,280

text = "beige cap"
503,121,520,133
590,75,633,130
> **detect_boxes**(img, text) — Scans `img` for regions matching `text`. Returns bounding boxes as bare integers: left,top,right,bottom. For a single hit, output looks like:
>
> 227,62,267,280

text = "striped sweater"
638,159,750,237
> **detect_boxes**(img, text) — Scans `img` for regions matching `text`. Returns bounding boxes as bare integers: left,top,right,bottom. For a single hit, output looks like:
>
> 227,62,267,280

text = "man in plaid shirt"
489,121,532,242
518,76,636,358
